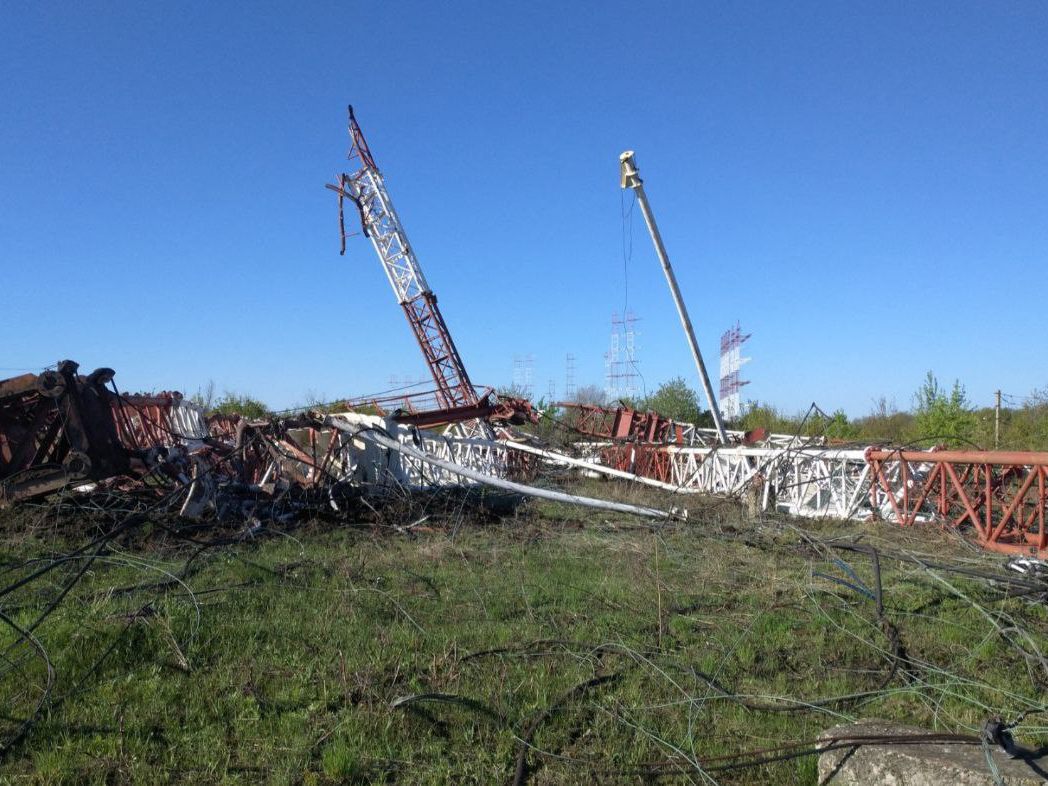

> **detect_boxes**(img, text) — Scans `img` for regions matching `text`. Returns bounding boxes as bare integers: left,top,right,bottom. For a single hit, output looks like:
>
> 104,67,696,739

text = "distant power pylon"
513,354,535,399
565,353,576,400
605,311,640,401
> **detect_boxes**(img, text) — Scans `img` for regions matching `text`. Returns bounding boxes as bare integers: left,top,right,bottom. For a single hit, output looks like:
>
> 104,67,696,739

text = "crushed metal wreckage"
0,362,674,525
1,361,132,503
5,363,1048,556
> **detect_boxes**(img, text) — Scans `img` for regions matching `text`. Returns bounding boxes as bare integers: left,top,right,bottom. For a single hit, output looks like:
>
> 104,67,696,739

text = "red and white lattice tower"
327,106,477,411
718,322,751,420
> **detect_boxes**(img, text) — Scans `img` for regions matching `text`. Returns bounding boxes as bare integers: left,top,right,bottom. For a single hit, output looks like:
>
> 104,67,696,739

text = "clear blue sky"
2,2,1045,416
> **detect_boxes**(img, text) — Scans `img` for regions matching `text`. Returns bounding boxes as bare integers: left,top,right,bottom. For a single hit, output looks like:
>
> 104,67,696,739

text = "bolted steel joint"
619,150,642,189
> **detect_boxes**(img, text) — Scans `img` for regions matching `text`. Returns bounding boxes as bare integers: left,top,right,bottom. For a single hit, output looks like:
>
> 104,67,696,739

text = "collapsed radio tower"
325,106,536,433
719,323,751,420
326,107,477,411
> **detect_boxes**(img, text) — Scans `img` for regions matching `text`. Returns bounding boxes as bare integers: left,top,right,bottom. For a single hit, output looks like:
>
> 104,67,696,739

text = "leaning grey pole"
619,151,728,444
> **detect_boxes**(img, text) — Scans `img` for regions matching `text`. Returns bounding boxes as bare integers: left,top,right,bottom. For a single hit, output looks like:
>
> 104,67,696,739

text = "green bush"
911,371,977,447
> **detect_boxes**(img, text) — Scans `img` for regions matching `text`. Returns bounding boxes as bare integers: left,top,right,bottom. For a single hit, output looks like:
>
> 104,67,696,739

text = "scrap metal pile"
0,107,664,527
4,361,1047,560
1,362,482,514
0,362,676,526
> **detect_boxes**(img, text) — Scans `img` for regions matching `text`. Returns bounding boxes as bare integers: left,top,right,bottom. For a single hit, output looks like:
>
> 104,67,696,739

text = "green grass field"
1,482,1046,784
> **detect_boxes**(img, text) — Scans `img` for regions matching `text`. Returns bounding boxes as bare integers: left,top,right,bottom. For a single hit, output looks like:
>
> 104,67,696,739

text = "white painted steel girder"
294,413,508,493
663,446,871,519
674,424,821,449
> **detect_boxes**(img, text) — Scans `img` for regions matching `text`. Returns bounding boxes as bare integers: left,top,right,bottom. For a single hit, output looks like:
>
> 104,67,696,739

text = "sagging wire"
0,608,54,754
437,508,1048,783
618,186,648,401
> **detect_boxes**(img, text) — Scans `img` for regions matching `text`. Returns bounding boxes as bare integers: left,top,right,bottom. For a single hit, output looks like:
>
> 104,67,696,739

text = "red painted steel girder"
400,292,476,410
558,402,684,444
867,449,1048,467
342,387,537,429
600,443,674,484
867,450,1048,556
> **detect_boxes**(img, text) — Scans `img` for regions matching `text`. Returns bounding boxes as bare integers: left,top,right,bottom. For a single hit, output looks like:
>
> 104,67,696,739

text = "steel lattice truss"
867,449,1048,555
328,107,476,411
584,440,1048,556
661,446,872,520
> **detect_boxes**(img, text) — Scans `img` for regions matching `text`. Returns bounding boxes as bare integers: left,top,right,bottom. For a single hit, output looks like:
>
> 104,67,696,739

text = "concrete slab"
818,720,1048,785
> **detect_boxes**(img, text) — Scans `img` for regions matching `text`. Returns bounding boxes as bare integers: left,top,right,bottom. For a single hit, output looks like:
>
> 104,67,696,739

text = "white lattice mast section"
327,106,477,411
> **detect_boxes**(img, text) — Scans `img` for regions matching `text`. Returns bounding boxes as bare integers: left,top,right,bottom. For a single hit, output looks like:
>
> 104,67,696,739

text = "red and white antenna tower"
718,322,751,420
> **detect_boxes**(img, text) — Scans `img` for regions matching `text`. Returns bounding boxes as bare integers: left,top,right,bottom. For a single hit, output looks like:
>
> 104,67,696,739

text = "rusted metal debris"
1,361,130,504
0,362,541,524
559,402,781,448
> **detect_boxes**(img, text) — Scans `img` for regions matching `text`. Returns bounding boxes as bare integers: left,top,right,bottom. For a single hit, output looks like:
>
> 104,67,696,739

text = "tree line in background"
191,372,1048,452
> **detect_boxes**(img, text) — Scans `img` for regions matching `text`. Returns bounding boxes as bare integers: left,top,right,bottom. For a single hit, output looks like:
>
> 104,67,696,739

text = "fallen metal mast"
619,151,728,444
327,106,477,411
